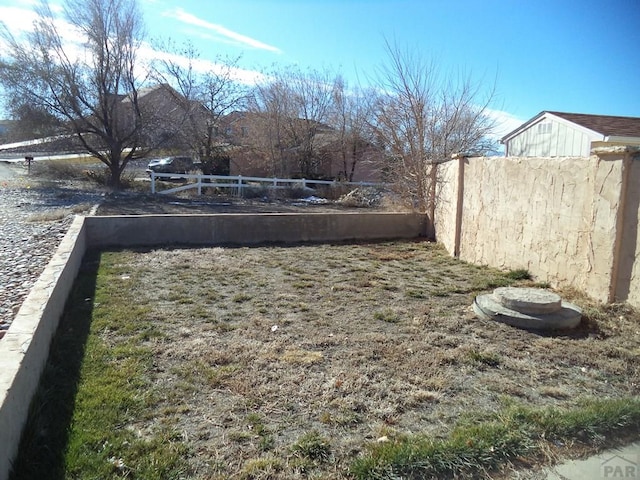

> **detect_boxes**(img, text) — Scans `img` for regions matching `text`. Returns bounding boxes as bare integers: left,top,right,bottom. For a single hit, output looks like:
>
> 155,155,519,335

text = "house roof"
501,111,640,142
548,111,640,137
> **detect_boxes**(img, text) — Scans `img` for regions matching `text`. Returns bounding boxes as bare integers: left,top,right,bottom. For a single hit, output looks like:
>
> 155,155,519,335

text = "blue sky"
140,0,640,133
1,0,640,136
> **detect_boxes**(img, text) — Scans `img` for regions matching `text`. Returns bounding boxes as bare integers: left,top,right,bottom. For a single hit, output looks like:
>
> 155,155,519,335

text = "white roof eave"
500,111,546,143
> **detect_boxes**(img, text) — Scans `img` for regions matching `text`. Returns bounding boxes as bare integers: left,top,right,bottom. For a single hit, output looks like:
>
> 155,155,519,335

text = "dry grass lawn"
79,240,640,479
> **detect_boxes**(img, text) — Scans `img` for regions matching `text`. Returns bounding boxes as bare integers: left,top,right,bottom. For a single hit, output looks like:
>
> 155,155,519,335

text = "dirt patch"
93,242,640,479
94,191,367,216
92,180,400,216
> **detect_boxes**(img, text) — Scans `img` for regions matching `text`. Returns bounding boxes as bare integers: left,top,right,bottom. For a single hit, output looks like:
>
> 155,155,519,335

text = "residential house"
218,111,384,182
119,83,214,150
0,84,213,156
501,111,640,157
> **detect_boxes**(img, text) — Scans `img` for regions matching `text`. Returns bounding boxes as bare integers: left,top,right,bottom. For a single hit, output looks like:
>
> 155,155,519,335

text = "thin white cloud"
163,7,281,54
181,29,254,49
0,5,86,61
0,6,40,36
485,108,524,140
0,4,266,87
1,3,85,40
139,43,267,85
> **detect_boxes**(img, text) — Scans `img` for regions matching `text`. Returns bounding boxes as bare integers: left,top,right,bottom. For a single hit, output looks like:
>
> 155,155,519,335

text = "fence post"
151,172,156,194
25,156,33,175
197,175,202,195
238,175,243,197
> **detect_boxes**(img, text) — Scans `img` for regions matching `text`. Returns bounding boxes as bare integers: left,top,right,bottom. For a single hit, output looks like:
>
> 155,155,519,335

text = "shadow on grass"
9,252,101,480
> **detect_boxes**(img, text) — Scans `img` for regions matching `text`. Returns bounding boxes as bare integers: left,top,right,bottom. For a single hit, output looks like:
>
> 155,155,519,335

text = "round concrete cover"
474,293,582,330
492,287,562,314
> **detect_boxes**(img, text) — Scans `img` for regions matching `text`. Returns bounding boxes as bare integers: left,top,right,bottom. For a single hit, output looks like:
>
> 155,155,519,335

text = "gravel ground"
0,167,101,337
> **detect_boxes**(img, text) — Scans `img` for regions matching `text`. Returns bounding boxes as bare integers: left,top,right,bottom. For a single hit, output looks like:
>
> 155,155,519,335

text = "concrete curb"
543,441,640,479
0,216,87,479
0,212,427,479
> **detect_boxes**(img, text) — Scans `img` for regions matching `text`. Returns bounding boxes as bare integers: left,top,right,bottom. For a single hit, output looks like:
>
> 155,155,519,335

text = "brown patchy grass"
83,240,640,479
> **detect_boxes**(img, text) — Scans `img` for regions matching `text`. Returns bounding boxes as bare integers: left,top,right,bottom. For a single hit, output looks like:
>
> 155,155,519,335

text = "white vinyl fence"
149,172,383,196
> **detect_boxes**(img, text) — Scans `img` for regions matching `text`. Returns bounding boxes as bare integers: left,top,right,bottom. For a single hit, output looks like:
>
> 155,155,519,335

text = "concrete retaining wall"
0,217,87,479
0,212,426,480
85,212,427,248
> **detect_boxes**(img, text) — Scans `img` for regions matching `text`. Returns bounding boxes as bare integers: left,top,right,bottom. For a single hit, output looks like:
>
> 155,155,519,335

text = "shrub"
32,160,87,180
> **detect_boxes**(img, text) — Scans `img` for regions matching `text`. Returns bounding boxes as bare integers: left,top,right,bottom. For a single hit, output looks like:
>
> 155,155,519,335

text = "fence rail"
149,172,383,196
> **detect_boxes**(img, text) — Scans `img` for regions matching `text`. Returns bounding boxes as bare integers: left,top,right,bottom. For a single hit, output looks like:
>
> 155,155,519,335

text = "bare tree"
329,77,381,182
0,0,149,189
373,40,496,215
246,77,296,177
156,43,248,175
288,67,338,178
248,66,339,179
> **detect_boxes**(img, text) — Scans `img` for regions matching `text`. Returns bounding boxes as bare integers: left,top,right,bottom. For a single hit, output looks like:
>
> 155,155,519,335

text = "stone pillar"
589,145,640,303
591,145,640,304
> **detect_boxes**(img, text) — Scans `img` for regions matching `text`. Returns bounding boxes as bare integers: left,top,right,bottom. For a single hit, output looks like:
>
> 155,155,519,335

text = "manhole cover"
492,287,562,314
473,287,581,330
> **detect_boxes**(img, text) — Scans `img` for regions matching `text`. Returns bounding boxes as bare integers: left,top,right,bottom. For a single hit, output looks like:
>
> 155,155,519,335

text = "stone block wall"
435,147,640,306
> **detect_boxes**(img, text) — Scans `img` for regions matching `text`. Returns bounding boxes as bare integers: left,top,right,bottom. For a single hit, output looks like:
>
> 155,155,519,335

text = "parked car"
146,156,193,175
